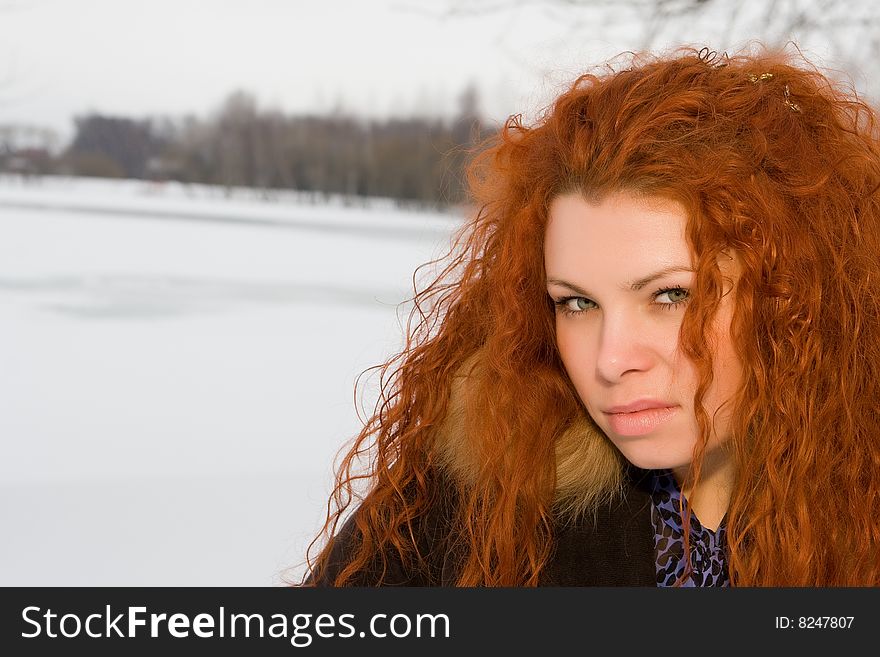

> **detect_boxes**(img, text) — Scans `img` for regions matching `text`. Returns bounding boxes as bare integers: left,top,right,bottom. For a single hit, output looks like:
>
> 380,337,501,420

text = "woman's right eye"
554,296,596,315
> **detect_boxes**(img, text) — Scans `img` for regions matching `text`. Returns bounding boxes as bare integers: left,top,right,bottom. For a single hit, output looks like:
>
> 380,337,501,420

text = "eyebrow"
546,266,695,294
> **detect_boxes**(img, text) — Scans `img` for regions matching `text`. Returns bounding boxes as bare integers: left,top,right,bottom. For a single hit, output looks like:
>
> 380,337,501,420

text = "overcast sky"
0,0,861,145
0,0,618,141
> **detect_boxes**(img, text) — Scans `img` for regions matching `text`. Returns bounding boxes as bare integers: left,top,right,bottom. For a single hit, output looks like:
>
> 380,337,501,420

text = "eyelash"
553,287,691,317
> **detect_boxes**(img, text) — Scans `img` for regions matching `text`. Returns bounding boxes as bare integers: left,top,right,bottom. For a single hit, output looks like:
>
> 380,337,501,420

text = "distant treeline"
0,88,491,207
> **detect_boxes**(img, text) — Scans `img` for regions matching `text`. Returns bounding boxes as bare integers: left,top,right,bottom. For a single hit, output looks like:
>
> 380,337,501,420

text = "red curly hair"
304,46,880,586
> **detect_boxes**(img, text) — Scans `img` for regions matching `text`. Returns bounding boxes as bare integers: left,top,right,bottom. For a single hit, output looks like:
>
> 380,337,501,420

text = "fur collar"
433,352,627,519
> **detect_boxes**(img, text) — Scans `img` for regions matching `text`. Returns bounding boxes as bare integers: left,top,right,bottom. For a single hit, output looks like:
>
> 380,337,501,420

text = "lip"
603,399,677,414
602,400,679,437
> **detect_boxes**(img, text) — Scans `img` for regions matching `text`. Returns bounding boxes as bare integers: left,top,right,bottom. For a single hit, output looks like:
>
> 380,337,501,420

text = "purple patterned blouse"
650,469,730,587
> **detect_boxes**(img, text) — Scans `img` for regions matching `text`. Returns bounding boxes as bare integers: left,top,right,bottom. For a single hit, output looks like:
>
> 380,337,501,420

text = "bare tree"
437,0,880,99
140,84,487,206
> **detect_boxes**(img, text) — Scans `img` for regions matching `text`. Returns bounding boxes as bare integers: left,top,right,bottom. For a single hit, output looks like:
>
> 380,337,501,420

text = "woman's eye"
553,296,596,314
655,288,690,304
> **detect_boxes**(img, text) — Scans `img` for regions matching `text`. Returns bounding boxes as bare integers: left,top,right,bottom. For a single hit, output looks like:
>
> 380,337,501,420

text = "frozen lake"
0,176,464,585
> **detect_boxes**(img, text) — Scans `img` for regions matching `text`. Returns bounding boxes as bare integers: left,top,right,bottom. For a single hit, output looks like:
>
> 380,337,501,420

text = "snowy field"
0,176,464,585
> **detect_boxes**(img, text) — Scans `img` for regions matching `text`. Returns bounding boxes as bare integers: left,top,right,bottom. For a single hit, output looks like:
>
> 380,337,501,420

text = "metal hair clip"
783,84,801,112
748,72,800,112
748,72,774,83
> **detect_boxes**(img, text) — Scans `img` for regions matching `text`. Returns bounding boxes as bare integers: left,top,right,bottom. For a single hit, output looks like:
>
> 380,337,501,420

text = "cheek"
699,314,743,437
709,333,742,409
555,321,596,385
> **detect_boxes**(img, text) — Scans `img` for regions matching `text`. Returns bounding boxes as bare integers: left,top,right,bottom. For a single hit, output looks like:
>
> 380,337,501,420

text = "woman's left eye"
655,287,690,306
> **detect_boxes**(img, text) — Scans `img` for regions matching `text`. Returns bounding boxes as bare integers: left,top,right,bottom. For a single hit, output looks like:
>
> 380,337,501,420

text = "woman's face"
544,192,742,471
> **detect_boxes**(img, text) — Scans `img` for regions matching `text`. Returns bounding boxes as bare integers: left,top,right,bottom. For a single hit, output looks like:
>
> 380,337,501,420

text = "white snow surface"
0,176,465,585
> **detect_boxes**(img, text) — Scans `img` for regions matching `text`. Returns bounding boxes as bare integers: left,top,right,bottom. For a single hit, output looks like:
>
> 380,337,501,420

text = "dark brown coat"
309,466,658,586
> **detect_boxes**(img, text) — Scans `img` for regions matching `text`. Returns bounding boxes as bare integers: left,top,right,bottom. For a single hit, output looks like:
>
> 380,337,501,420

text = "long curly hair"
304,46,880,586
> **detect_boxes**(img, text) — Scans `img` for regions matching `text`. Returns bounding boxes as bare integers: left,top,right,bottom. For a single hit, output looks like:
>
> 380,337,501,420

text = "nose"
595,311,657,383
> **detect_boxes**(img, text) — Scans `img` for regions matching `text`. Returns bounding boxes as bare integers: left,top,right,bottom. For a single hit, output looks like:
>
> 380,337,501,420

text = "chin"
613,445,694,472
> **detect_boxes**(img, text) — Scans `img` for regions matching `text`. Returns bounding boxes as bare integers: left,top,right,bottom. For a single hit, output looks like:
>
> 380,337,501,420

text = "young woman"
303,47,880,586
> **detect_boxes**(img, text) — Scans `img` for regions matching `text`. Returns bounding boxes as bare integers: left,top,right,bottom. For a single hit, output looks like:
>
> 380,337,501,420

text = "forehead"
544,193,692,278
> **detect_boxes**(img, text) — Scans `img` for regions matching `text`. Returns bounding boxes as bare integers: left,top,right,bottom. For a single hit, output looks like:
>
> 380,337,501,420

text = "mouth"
602,405,679,436
603,399,677,414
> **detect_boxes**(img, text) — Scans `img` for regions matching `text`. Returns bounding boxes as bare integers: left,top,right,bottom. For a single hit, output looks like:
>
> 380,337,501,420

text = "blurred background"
1,0,877,586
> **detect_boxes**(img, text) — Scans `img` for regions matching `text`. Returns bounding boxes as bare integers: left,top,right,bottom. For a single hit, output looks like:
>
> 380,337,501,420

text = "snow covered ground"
0,176,464,585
